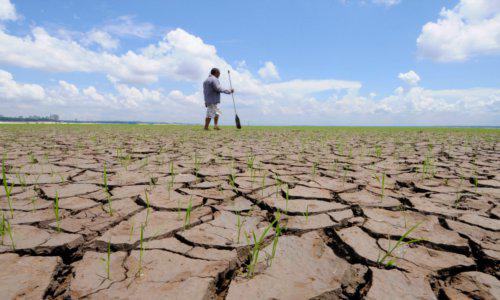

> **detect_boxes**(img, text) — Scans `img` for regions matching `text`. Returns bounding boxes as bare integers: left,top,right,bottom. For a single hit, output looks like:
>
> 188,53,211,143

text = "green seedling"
2,157,14,218
184,196,193,229
144,190,151,226
28,152,38,164
169,161,175,187
247,219,278,278
375,145,382,158
138,223,145,277
303,204,309,222
312,161,319,177
270,212,282,266
15,172,27,189
129,221,135,241
0,213,6,244
236,212,243,244
274,174,281,197
377,222,424,267
53,191,61,232
100,239,111,280
193,152,201,178
250,167,256,186
247,153,255,170
5,218,14,250
261,171,267,196
374,172,386,199
229,173,237,191
102,162,113,216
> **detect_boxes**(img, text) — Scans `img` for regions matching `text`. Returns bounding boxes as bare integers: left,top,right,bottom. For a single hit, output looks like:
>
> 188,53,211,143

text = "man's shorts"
206,104,221,118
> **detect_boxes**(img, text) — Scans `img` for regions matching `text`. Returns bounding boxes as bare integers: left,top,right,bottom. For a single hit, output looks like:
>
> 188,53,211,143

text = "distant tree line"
0,114,60,122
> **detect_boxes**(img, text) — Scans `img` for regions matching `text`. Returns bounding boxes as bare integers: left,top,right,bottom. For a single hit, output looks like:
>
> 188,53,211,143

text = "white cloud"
1,67,498,125
417,0,500,62
0,26,235,84
0,69,45,100
0,14,497,125
398,70,420,86
0,0,17,21
102,15,154,39
258,61,280,81
372,0,401,7
83,30,119,50
58,80,79,96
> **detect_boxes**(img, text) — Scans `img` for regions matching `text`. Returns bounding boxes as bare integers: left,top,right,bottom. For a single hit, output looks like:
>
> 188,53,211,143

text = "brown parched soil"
0,124,499,299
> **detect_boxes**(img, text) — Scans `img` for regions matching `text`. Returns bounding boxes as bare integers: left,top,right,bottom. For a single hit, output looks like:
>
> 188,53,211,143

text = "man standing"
203,68,233,130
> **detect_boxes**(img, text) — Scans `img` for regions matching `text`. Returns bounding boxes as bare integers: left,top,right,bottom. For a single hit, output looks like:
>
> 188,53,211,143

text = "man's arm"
212,78,232,94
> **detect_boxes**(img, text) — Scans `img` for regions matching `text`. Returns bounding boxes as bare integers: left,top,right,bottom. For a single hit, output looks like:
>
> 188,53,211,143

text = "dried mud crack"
0,125,498,299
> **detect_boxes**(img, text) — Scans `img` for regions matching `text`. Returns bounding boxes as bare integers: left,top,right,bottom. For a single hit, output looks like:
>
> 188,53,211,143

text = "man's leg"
204,117,211,130
214,115,220,130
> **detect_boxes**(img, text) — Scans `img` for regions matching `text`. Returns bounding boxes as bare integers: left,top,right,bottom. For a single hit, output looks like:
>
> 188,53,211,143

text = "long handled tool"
227,70,242,129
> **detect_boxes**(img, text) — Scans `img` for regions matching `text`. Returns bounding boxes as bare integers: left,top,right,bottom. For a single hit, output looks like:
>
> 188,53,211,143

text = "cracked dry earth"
0,125,499,300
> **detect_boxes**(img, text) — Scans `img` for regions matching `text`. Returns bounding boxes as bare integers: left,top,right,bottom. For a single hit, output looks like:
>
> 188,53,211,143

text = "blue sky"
0,0,499,125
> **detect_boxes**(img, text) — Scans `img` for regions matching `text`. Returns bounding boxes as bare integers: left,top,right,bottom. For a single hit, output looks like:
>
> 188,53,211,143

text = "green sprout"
53,191,61,232
375,145,382,158
103,162,113,216
236,211,243,244
28,152,38,164
100,239,111,280
247,219,277,278
2,156,14,218
5,218,14,250
0,213,6,245
138,223,145,277
144,190,151,226
303,204,309,222
270,212,282,266
229,173,237,191
377,222,424,267
312,161,319,177
184,196,193,229
129,220,135,241
247,153,255,170
374,172,386,199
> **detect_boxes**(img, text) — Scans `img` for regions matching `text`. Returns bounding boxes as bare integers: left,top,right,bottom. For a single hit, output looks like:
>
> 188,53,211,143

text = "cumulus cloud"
1,67,498,125
83,30,119,50
102,15,155,39
417,0,500,62
398,70,420,86
0,26,235,84
0,70,45,101
0,0,17,21
372,0,401,7
258,61,280,81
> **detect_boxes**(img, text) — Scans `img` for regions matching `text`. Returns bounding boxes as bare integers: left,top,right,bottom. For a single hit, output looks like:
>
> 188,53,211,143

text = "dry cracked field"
0,124,499,299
